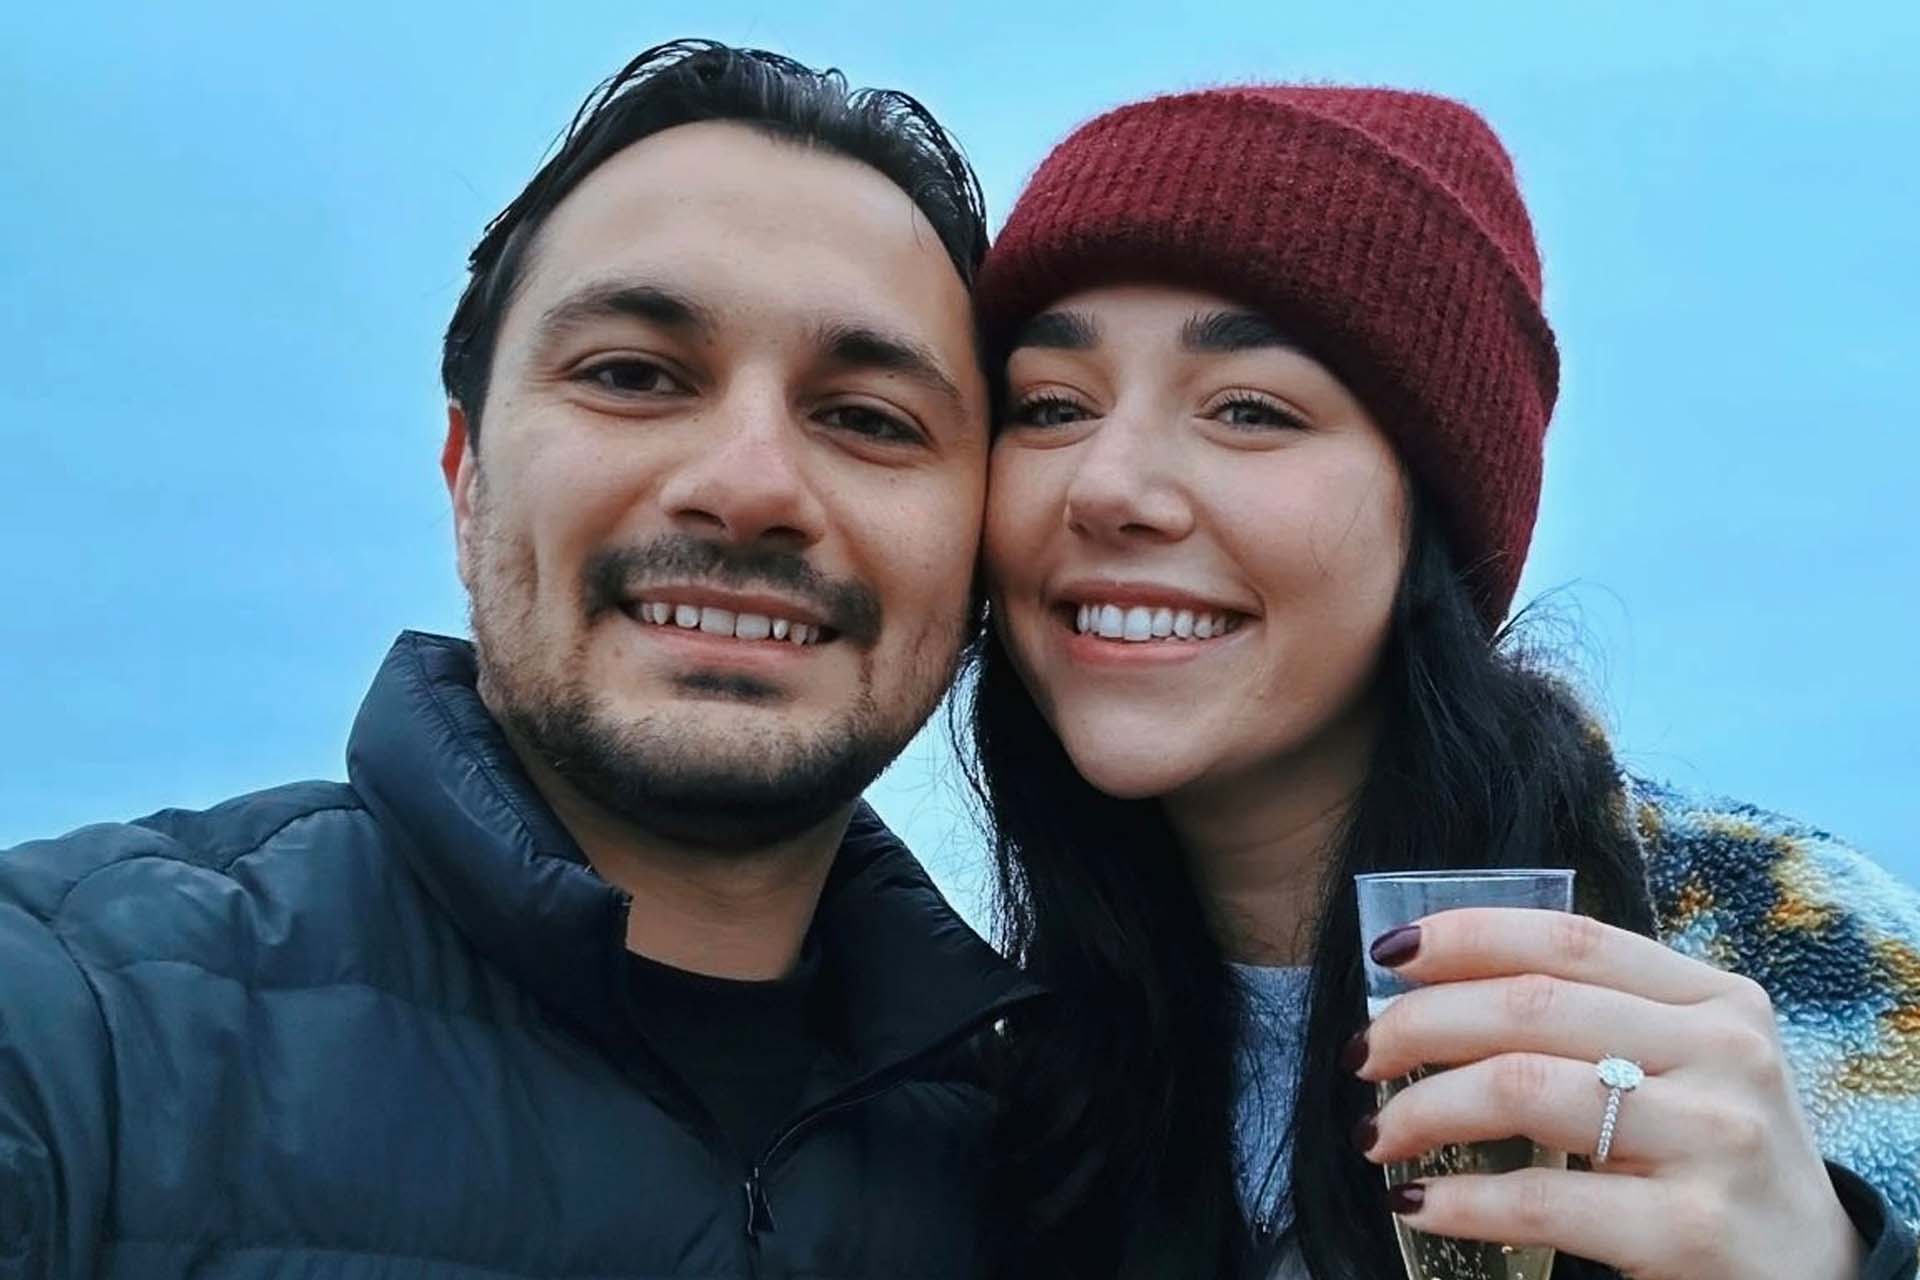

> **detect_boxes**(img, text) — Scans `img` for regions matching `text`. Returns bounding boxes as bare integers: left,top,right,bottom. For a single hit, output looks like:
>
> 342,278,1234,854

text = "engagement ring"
1593,1055,1644,1165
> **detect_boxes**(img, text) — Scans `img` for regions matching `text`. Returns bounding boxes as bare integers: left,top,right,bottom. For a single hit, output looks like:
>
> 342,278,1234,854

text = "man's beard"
488,670,917,853
466,523,957,854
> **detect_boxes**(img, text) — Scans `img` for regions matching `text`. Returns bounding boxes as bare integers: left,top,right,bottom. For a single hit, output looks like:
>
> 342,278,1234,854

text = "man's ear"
442,401,479,581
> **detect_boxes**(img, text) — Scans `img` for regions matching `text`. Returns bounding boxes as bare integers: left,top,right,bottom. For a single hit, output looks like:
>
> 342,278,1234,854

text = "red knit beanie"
976,86,1558,628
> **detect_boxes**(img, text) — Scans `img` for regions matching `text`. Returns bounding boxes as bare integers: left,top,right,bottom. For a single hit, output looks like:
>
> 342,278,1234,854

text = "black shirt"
626,942,829,1166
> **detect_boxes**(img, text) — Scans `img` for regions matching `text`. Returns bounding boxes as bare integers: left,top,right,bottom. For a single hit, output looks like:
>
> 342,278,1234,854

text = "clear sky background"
4,2,1915,929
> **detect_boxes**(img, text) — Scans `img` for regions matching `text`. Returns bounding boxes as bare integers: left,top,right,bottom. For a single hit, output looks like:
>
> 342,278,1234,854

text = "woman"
963,87,1920,1280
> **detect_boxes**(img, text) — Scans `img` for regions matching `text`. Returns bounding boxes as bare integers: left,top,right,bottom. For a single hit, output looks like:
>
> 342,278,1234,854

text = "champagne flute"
1355,870,1576,1280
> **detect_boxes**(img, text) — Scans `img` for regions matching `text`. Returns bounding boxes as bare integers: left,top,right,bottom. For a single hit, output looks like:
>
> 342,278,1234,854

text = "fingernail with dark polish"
1386,1182,1426,1215
1370,924,1422,968
1351,1112,1378,1155
1340,1030,1370,1073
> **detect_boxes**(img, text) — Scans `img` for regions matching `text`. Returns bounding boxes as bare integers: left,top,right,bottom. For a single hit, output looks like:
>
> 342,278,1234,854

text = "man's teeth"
1073,602,1241,642
632,601,822,645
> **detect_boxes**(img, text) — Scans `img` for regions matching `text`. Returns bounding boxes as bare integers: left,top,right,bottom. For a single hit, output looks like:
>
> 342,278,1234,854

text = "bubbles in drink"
1379,1069,1564,1280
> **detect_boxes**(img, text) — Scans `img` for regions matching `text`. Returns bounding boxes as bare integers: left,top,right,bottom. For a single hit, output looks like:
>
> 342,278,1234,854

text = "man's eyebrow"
1181,309,1295,353
1011,310,1099,351
817,321,965,408
532,281,715,347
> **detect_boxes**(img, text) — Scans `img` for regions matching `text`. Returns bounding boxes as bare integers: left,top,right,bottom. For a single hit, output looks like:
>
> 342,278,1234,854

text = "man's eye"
1009,394,1089,428
819,404,919,443
578,360,687,396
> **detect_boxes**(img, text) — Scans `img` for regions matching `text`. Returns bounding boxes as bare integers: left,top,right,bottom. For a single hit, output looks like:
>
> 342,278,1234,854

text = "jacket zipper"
606,887,1046,1245
743,1166,777,1235
740,989,1043,1239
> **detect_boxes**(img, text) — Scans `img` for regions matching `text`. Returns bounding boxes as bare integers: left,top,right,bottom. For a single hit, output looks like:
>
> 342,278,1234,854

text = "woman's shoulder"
1623,774,1920,1228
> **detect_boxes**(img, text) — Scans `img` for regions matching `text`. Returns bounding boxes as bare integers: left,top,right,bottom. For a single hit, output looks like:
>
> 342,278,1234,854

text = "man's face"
446,122,986,851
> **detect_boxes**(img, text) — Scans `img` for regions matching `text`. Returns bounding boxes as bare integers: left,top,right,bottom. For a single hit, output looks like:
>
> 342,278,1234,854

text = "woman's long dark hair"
959,497,1658,1279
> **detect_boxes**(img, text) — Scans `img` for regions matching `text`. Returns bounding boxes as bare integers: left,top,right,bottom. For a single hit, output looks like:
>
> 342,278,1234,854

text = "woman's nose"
1062,412,1195,546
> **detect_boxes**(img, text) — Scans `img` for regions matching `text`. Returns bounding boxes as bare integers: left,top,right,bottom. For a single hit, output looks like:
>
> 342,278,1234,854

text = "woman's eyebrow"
1181,309,1295,353
1011,310,1099,351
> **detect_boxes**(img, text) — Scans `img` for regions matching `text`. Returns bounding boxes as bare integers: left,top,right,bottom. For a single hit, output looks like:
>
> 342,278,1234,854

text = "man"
0,41,1035,1278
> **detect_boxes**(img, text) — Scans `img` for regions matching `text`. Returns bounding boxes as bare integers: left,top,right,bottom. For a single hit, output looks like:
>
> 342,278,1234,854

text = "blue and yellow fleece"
1630,777,1920,1233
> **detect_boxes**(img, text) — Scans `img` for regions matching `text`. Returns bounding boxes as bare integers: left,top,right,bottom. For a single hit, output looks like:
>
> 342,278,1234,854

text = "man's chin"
509,699,908,856
596,701,827,759
565,770,853,853
553,748,879,855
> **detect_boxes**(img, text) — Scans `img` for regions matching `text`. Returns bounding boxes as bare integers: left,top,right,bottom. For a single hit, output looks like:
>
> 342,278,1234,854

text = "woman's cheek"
984,446,1058,590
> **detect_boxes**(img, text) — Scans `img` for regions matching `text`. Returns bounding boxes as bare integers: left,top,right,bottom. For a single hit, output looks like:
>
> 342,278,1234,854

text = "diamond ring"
1593,1056,1644,1165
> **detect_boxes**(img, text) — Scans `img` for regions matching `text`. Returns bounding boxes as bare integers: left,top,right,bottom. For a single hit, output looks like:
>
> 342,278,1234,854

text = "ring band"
1593,1056,1645,1165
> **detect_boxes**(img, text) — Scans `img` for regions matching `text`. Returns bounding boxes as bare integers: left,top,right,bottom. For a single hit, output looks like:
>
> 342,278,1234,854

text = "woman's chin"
1062,738,1209,802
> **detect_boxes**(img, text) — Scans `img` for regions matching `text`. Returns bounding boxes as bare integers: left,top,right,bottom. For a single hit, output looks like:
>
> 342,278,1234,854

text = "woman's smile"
1046,578,1258,668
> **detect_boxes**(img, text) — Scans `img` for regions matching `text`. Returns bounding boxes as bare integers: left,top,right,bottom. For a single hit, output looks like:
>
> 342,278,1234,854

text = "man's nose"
655,384,827,550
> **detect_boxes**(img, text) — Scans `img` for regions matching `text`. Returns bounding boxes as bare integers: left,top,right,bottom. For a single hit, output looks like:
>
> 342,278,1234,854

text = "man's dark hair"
441,39,989,432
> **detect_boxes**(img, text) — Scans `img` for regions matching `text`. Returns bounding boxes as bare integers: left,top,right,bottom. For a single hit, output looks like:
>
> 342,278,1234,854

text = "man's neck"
507,740,850,982
1161,706,1376,968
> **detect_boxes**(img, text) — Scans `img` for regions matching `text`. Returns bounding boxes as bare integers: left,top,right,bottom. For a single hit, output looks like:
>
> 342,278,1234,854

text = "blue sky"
3,2,1915,925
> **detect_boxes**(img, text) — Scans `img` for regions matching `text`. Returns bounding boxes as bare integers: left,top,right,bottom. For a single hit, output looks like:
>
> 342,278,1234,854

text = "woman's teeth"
1072,603,1241,642
629,600,823,645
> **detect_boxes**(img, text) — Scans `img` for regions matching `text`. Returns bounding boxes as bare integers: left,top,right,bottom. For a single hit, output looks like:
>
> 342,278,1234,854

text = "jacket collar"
346,631,1040,1073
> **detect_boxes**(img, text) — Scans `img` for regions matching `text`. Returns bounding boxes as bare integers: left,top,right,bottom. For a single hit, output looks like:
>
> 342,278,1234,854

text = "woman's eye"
1212,395,1307,431
579,360,687,396
819,404,919,443
1009,395,1089,428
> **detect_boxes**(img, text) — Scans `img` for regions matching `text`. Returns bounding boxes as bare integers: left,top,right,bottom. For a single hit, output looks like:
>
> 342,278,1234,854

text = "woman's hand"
1353,907,1864,1280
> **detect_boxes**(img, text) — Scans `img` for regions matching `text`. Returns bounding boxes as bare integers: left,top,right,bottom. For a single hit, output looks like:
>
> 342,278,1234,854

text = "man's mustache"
583,536,883,647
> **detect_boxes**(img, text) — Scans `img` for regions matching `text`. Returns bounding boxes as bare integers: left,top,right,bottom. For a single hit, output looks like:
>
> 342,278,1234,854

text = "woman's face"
986,284,1409,802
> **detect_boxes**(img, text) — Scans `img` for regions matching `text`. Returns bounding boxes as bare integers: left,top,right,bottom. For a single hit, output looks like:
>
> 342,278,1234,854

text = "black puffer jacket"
0,631,1041,1278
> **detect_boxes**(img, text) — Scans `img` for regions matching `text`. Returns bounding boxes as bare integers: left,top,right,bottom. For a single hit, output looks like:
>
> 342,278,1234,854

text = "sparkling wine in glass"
1355,870,1576,1280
